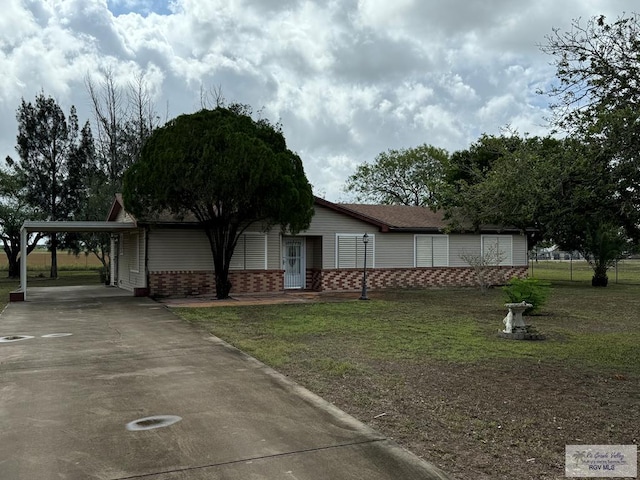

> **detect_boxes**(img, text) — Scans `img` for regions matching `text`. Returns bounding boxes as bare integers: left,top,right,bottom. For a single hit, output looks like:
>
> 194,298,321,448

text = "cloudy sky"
0,0,633,201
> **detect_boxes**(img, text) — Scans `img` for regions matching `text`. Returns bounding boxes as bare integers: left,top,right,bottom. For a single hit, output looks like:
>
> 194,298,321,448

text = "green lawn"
176,283,640,374
174,282,640,479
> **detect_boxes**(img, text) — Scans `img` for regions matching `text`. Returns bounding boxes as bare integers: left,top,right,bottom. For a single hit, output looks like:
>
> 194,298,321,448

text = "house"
107,195,530,297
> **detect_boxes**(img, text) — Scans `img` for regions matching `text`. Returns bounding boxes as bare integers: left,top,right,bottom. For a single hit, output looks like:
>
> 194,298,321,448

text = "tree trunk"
3,243,19,279
8,255,20,279
591,263,608,287
203,226,236,300
50,233,58,279
215,272,232,300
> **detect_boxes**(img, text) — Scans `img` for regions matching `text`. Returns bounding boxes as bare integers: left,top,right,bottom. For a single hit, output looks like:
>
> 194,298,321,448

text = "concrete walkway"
0,286,451,479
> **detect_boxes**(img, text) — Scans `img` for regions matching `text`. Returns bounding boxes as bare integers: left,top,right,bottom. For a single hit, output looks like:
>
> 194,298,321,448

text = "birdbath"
500,301,544,340
503,301,531,333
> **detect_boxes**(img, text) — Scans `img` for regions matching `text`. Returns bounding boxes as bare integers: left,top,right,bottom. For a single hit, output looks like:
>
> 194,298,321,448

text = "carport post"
20,225,27,300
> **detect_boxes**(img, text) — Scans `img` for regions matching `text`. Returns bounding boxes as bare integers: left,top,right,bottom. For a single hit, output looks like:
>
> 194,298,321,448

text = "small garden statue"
502,309,514,334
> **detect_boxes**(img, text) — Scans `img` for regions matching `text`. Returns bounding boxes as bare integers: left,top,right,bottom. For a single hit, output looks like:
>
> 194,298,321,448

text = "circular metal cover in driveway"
0,335,35,343
126,415,182,431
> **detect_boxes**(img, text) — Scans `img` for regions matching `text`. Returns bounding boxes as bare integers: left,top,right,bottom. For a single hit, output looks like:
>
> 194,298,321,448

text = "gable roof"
107,194,525,234
106,194,199,225
106,194,128,222
314,197,445,233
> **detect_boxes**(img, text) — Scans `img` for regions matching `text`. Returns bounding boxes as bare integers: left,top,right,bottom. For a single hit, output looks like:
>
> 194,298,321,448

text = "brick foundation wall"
312,266,528,292
149,270,284,297
149,266,528,297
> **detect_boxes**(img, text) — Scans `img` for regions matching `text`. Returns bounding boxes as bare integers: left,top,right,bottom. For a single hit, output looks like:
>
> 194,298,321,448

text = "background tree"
444,134,626,286
344,144,448,208
445,133,524,189
541,12,640,241
0,169,43,278
123,106,314,299
6,93,94,278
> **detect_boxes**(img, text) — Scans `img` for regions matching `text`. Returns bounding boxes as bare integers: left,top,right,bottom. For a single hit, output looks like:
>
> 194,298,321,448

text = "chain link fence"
528,259,640,284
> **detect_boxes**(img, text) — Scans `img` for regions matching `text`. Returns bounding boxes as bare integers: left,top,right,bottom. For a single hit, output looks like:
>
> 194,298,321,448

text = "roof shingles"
338,204,446,230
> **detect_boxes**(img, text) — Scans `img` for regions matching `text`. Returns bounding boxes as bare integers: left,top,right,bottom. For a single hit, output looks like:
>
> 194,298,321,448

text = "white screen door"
283,238,304,289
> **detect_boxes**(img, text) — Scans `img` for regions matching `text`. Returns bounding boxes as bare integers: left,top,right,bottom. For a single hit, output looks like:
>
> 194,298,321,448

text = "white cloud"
0,0,634,200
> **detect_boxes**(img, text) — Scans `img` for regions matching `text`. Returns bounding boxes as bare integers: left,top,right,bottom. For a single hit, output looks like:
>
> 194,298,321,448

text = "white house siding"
302,206,529,269
303,205,378,269
449,233,527,267
146,227,281,272
117,229,146,291
115,207,135,223
374,233,414,268
148,228,213,271
449,235,482,267
512,234,528,266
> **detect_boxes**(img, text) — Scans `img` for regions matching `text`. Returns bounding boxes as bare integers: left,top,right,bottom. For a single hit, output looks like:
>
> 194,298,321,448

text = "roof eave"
314,196,391,232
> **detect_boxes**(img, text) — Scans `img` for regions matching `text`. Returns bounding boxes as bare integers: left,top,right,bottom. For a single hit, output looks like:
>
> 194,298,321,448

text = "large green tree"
344,144,448,208
123,106,314,299
0,169,43,278
445,134,626,285
541,13,640,241
444,135,550,234
6,93,95,278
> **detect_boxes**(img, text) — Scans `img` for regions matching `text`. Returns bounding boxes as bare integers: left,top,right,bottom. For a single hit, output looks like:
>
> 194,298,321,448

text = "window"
336,234,375,268
229,234,267,270
481,235,513,266
415,235,448,267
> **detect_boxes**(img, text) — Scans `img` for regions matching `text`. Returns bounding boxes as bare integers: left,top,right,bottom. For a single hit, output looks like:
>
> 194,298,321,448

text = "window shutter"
416,235,448,267
432,235,448,266
416,236,433,267
482,236,512,266
229,235,267,270
337,235,357,268
245,235,266,269
229,236,245,270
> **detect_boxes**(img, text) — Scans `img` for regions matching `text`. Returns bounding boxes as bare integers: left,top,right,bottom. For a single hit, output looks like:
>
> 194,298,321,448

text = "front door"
283,237,304,289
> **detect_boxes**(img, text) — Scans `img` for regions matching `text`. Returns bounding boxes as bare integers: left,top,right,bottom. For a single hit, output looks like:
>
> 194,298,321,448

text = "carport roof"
18,221,138,302
21,221,137,233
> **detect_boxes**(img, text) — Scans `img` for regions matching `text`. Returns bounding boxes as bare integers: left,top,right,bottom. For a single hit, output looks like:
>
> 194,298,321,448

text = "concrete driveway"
0,286,451,479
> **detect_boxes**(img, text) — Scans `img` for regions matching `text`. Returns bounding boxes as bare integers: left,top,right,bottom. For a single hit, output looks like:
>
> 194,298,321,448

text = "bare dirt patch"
280,356,639,480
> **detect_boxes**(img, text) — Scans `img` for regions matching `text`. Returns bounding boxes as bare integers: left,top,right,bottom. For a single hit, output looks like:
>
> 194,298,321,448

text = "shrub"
502,278,551,314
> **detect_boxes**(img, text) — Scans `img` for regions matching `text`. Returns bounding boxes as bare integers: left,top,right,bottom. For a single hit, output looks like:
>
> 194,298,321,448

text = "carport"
16,220,138,301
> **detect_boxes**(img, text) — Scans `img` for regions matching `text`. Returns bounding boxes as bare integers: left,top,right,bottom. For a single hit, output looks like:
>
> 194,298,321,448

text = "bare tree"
460,243,507,293
81,69,159,272
199,84,226,110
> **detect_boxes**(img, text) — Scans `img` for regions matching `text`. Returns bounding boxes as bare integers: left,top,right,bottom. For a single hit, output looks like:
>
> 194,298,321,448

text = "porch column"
20,226,27,299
